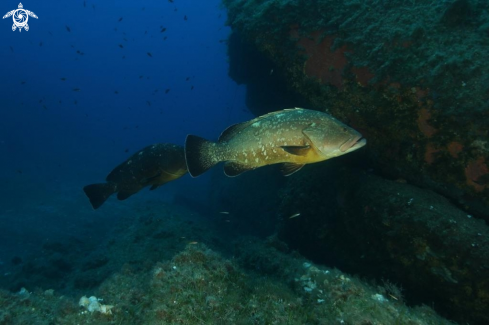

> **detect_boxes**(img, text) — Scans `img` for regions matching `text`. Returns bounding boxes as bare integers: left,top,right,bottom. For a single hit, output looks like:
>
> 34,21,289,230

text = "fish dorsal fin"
281,145,310,156
281,163,305,176
218,121,253,142
223,161,254,177
218,109,305,143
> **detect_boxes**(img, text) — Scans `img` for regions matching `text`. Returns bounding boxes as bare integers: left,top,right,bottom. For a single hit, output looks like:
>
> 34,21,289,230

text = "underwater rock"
223,0,489,216
0,244,454,324
278,165,489,324
78,295,113,314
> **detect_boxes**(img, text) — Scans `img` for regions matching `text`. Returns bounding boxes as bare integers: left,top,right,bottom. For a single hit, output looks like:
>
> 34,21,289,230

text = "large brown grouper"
185,108,366,177
83,143,187,209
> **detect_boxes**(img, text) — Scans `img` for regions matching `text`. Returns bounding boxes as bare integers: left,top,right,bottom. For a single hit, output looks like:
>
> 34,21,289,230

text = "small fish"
114,90,119,94
147,52,152,57
60,77,66,81
185,108,366,177
160,27,166,33
118,17,123,22
72,88,80,92
189,241,198,245
83,1,86,8
289,213,301,219
83,143,188,209
9,46,14,52
20,81,25,85
118,44,123,48
190,86,194,90
165,89,170,94
184,15,188,21
219,211,230,214
163,36,167,41
39,41,43,47
169,0,174,3
186,77,190,81
66,25,71,32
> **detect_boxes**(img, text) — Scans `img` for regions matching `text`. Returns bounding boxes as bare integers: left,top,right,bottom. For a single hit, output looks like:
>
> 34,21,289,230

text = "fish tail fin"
83,183,117,209
185,135,219,177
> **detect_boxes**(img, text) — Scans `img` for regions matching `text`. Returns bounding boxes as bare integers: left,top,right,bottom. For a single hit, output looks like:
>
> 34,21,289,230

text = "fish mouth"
340,135,367,153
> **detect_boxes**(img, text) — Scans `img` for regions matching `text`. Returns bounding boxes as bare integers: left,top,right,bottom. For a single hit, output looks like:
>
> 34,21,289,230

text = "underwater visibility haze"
0,0,488,324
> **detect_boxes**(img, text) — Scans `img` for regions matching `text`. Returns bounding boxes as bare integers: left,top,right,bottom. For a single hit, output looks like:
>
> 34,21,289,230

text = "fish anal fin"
224,161,254,177
281,145,310,156
281,163,305,176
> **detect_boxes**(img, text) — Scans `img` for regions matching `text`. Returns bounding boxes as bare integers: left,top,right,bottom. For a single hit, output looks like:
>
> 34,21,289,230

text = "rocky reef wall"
278,164,489,324
223,0,489,217
222,0,489,323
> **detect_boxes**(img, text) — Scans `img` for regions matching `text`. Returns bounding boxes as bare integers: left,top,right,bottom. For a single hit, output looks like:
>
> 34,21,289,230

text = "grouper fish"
185,108,366,177
83,143,187,209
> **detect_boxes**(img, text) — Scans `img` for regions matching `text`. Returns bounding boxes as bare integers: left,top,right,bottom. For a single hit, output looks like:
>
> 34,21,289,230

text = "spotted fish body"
185,108,366,177
83,143,187,209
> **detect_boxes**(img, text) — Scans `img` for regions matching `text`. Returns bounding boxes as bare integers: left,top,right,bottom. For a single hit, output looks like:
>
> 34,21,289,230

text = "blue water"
0,0,251,265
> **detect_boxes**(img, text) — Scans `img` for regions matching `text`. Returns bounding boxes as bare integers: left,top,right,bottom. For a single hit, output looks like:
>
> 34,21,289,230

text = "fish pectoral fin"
224,161,254,177
280,145,310,156
141,173,161,184
281,163,305,176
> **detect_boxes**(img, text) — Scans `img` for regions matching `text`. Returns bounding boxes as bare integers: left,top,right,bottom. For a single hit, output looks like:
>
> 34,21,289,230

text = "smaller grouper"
83,143,187,209
185,108,366,177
